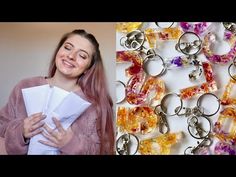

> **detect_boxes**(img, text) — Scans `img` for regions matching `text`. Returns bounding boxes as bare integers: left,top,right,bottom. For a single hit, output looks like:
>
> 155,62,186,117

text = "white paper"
51,92,91,130
22,85,91,155
22,84,50,116
26,85,70,155
42,86,70,127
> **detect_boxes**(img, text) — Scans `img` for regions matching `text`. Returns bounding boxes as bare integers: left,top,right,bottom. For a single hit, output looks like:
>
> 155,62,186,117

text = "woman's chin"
58,67,80,78
59,70,74,77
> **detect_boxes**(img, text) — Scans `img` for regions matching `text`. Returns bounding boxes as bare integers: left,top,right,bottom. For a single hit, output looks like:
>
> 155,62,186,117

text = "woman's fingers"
29,121,45,132
43,123,55,135
38,139,58,148
39,121,74,148
23,112,46,139
28,127,43,137
52,117,65,133
30,113,46,125
41,131,58,144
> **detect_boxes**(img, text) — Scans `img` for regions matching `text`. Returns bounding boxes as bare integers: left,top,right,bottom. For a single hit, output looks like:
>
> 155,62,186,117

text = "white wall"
0,23,116,107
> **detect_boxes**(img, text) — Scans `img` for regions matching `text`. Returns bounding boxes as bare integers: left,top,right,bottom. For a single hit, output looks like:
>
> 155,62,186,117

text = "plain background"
0,23,116,154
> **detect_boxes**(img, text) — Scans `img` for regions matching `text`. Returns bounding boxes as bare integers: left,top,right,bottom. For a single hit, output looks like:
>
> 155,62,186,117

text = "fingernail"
42,115,47,118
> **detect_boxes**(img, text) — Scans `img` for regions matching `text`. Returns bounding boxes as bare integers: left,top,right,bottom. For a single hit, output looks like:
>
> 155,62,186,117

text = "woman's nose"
68,51,76,60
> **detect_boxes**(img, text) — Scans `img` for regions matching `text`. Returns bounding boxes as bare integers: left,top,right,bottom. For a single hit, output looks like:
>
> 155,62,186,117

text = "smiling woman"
0,23,116,155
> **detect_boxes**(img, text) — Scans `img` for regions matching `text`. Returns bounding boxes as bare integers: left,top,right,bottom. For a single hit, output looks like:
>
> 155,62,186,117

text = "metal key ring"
155,22,174,28
116,80,126,104
143,53,167,77
160,93,183,116
187,116,211,139
116,133,139,155
228,63,236,82
196,93,221,117
228,57,236,81
120,30,145,51
223,22,236,33
176,31,202,56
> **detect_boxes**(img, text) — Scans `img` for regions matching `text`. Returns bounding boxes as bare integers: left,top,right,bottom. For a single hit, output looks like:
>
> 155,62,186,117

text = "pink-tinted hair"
48,29,115,154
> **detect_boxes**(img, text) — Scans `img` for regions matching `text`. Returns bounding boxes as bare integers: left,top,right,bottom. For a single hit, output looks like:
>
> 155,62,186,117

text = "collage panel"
0,22,116,155
115,22,236,155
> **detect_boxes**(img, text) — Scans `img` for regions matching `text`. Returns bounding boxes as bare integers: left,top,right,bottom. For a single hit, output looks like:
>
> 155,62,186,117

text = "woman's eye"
64,45,72,50
79,55,87,59
78,52,88,59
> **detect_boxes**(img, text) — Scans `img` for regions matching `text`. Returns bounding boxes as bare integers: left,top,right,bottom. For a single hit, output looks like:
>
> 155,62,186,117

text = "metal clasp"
154,106,170,134
187,116,211,139
175,106,204,117
184,136,212,155
116,133,139,155
120,30,145,51
116,133,130,155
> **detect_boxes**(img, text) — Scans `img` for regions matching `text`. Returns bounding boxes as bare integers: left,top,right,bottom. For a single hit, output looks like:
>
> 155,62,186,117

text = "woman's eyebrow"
64,42,74,47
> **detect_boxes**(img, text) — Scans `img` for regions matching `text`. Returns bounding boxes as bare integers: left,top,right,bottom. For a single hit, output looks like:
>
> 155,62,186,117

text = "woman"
0,29,115,155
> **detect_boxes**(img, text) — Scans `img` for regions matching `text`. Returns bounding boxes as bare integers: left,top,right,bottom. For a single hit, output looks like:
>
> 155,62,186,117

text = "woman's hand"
39,117,74,148
23,112,46,139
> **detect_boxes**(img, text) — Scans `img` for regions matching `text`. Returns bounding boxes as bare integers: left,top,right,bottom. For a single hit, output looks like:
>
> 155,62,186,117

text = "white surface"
116,22,236,155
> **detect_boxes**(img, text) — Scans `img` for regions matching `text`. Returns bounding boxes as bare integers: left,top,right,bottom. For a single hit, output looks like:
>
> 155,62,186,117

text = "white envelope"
22,85,91,155
42,86,70,126
22,84,50,116
25,85,70,155
51,92,91,130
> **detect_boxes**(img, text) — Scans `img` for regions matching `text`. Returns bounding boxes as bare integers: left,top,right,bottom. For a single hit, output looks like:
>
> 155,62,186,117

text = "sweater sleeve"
4,119,29,154
0,82,29,154
59,106,101,155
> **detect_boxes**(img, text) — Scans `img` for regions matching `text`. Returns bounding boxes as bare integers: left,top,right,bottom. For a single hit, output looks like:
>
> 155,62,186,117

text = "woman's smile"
62,59,76,68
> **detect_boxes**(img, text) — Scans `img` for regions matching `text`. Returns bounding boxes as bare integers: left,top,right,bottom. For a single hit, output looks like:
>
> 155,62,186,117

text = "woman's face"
55,34,94,78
